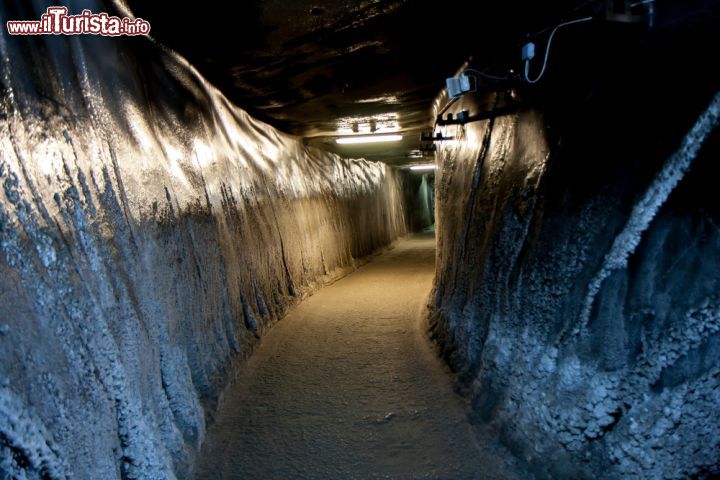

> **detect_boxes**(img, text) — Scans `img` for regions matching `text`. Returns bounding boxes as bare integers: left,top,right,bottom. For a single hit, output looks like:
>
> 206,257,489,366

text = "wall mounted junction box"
446,74,473,99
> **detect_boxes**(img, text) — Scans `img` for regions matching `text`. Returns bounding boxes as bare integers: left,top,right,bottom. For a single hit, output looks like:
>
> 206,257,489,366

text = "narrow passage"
194,234,523,479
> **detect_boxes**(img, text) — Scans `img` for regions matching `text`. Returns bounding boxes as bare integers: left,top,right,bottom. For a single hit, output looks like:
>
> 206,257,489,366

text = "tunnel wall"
402,172,435,232
0,2,408,478
430,87,720,478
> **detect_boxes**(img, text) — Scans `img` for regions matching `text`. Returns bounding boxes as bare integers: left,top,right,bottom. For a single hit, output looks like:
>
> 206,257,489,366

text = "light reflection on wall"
191,140,214,169
35,139,61,177
354,95,400,105
163,143,192,190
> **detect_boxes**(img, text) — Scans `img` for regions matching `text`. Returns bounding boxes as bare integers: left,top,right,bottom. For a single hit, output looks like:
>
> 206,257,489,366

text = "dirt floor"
193,233,525,479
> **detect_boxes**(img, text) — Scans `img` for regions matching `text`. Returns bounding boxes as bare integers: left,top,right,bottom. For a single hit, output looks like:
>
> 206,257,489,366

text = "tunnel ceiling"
126,0,579,165
128,0,719,165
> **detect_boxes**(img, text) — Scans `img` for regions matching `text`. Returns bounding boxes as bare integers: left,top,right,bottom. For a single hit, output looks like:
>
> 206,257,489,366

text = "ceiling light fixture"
336,134,402,145
409,164,436,171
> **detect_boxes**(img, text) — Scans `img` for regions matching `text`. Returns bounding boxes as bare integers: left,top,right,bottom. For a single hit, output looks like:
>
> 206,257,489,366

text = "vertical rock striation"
430,88,720,478
0,1,408,478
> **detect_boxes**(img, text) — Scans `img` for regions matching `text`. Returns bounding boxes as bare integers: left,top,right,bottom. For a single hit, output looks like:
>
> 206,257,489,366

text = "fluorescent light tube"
409,164,436,171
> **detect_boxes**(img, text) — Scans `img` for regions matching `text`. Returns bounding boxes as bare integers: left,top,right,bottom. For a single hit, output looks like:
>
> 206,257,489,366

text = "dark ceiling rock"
127,0,579,163
128,0,720,164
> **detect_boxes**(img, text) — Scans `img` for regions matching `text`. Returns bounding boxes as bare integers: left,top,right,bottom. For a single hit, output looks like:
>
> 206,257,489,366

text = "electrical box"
446,74,472,99
522,42,536,61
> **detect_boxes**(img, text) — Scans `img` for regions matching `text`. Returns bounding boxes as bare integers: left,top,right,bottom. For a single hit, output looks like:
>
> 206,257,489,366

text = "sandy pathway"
193,234,524,479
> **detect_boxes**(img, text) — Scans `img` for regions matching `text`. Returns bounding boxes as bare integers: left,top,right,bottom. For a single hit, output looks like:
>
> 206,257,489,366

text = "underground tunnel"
1,0,719,478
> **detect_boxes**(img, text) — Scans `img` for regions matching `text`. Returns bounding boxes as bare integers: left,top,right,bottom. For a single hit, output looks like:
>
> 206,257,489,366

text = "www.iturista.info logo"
6,6,151,36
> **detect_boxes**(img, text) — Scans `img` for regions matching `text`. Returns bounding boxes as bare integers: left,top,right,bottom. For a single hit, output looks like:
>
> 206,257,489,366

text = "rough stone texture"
429,90,720,479
0,2,408,478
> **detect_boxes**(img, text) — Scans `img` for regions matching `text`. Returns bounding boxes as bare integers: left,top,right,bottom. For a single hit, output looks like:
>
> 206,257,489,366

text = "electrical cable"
524,16,593,84
463,67,509,81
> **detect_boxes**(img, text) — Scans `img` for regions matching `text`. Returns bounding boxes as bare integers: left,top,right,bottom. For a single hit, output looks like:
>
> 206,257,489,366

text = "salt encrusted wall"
430,87,720,478
0,1,408,478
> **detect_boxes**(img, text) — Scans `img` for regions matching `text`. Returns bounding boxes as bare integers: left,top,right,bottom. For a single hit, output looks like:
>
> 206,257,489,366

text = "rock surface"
430,87,720,478
0,2,408,478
